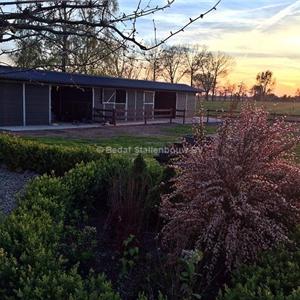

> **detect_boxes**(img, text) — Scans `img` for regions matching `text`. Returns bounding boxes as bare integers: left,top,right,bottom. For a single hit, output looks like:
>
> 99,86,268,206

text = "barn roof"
0,66,198,93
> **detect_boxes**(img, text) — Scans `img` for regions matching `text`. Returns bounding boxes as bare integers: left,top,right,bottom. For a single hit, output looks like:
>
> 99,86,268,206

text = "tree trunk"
212,78,217,101
61,4,68,72
205,91,209,101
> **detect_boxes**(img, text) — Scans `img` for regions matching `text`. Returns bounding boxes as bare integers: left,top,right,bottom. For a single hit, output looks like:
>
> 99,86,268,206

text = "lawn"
22,124,218,154
19,123,300,161
202,100,300,115
16,121,300,162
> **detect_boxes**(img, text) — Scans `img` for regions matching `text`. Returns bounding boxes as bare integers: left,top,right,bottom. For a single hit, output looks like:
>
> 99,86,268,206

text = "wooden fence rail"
205,109,300,123
93,108,186,125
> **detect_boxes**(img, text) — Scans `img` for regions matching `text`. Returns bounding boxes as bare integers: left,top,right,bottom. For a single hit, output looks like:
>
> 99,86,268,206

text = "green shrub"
60,225,98,270
219,227,300,300
0,133,109,175
0,149,163,298
0,160,126,299
63,158,131,212
105,155,164,247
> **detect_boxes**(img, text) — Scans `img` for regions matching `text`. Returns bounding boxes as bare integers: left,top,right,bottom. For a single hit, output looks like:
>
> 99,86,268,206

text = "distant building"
0,66,198,127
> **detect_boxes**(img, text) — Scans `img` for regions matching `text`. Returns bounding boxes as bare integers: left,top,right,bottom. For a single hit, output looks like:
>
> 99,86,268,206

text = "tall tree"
158,45,187,83
141,43,162,81
236,81,248,101
253,70,276,101
11,0,119,72
193,52,215,101
210,52,234,100
104,45,143,79
184,44,208,87
226,83,237,101
193,51,233,100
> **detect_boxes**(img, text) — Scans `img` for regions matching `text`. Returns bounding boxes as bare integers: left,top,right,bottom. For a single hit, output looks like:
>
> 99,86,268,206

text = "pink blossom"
160,105,300,277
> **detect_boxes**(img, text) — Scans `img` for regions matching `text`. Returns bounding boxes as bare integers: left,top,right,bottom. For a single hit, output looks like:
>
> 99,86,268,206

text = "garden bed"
0,108,299,299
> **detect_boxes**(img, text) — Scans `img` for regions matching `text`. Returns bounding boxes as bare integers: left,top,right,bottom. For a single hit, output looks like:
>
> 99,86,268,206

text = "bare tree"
253,70,276,101
226,83,237,101
104,45,143,79
184,44,208,87
0,0,221,70
236,81,248,101
210,52,234,100
296,88,300,100
192,51,233,101
158,45,188,83
218,85,228,101
193,52,215,101
141,42,162,81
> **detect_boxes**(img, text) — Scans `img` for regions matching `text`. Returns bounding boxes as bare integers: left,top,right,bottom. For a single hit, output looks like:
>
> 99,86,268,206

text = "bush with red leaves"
160,105,300,278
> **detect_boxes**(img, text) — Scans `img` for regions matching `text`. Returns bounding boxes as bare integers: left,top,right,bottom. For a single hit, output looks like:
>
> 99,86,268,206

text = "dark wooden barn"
0,66,198,127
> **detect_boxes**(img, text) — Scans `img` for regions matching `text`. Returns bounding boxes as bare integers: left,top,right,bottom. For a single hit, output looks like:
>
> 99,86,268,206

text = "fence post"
170,108,173,124
112,108,116,126
144,110,147,125
183,109,186,124
206,110,209,123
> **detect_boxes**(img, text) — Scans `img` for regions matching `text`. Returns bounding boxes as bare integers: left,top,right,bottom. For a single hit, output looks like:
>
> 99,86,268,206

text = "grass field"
19,121,300,161
23,124,217,156
202,100,300,115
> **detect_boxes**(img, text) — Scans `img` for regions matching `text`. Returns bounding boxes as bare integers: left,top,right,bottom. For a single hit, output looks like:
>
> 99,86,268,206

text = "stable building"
0,66,198,127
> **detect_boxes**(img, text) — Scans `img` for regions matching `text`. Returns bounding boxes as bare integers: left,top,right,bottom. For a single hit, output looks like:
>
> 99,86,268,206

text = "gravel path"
0,167,36,215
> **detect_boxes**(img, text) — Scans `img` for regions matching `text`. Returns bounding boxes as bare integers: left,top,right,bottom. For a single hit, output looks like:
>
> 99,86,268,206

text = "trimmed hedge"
0,133,109,175
219,227,300,300
0,154,163,299
0,157,133,299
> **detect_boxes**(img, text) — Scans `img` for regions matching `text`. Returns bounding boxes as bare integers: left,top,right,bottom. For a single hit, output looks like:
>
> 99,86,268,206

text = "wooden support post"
112,108,116,126
144,110,147,125
183,109,186,124
170,108,173,124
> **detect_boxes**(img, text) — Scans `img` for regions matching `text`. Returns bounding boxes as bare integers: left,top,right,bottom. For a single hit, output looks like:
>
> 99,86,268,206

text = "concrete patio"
0,117,221,132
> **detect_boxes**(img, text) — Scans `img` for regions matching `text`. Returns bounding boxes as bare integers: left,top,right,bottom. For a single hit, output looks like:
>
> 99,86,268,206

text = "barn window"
116,89,126,103
144,91,155,104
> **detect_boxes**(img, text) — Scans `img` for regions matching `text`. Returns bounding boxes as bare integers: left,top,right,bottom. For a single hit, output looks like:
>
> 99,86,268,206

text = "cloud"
256,0,300,31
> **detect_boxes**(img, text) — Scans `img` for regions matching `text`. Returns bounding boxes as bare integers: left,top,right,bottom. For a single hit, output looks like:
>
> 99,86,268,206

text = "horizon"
120,0,300,96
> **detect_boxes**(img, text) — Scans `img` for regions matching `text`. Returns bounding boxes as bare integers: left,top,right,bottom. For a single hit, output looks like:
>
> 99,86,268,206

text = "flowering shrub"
160,105,300,278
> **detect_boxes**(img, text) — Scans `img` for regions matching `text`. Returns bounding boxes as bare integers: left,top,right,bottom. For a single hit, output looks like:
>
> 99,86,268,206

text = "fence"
205,109,300,124
93,108,186,126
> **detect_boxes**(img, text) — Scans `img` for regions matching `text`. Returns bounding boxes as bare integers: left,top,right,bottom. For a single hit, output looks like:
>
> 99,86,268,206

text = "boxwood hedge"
0,150,163,299
0,156,137,299
0,133,109,176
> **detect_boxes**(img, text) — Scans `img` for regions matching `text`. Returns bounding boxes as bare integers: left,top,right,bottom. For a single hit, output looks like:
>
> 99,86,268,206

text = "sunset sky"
121,0,300,96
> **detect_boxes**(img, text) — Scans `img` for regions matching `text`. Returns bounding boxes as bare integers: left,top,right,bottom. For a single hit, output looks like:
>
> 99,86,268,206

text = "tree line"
11,40,234,101
9,36,300,102
1,1,298,101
